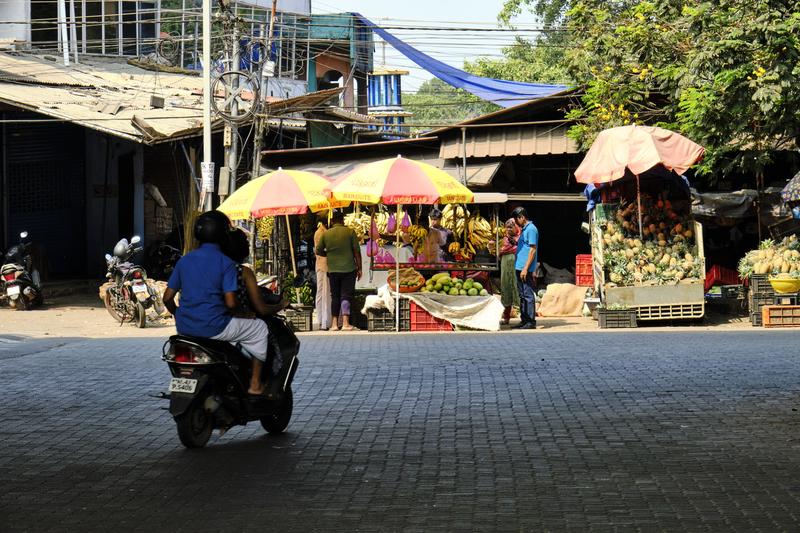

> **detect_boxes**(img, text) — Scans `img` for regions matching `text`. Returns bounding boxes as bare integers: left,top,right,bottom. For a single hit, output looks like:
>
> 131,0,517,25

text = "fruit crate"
575,254,593,287
749,274,775,296
761,305,800,328
705,265,740,291
598,308,638,329
284,306,313,332
367,299,410,332
410,301,452,332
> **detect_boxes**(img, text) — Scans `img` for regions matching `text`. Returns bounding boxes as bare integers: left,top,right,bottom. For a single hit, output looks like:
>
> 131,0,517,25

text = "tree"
402,78,499,132
489,0,800,179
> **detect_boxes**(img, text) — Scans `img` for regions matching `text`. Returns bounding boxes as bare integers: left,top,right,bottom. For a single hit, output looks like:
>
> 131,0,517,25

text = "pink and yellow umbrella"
329,156,474,205
218,168,348,220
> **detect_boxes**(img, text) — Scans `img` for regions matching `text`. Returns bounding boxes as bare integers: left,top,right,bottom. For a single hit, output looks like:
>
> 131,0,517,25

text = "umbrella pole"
285,214,301,306
636,174,644,241
396,204,401,332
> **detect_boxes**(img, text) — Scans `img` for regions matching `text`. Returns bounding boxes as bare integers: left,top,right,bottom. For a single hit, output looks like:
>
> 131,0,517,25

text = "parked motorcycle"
103,235,163,328
161,291,299,448
1,231,43,310
144,241,182,281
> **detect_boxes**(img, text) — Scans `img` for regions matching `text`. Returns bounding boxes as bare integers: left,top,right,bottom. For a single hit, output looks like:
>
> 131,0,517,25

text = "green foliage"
562,0,800,178
492,0,800,179
403,78,499,132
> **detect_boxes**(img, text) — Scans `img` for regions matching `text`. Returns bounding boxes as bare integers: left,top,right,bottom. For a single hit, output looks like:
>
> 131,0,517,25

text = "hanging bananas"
256,217,275,241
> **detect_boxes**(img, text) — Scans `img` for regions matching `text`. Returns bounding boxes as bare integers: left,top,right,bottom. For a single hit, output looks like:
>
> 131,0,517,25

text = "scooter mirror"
20,231,28,239
130,235,141,245
105,253,113,262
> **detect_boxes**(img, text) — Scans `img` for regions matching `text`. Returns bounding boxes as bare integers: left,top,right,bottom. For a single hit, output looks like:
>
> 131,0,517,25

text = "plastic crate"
762,305,800,327
705,265,740,291
774,294,800,306
410,302,452,332
750,274,775,296
598,308,638,328
367,299,410,331
575,254,594,287
284,306,313,332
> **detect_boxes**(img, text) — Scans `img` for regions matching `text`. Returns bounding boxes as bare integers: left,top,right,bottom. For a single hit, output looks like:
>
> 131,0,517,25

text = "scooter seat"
1,264,22,275
170,334,244,357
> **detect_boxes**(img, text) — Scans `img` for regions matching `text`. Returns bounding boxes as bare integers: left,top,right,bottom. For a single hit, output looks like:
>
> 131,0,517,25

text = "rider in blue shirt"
163,211,270,396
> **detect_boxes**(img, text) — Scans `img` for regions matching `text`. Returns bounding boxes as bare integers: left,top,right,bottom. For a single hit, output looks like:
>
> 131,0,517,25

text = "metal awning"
439,124,579,159
268,155,503,188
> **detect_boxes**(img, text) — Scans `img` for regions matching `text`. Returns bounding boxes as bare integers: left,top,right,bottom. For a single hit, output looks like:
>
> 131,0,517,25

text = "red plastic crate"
705,265,739,291
575,254,593,287
410,302,452,331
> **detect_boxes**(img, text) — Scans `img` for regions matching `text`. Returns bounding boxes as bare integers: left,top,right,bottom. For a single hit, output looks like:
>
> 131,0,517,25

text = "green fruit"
472,282,483,291
434,283,442,291
468,288,478,296
479,289,488,296
464,279,474,289
449,288,459,296
459,289,467,295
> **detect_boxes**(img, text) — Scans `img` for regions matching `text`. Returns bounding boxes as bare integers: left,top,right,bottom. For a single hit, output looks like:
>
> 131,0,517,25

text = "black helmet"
194,210,231,244
222,228,250,263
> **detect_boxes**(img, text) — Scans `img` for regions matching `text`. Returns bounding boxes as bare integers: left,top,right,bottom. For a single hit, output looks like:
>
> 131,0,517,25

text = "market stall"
576,125,707,324
218,168,347,329
330,157,506,331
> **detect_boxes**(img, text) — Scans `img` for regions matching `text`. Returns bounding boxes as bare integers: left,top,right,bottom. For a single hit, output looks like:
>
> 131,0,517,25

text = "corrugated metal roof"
439,124,579,159
0,53,337,144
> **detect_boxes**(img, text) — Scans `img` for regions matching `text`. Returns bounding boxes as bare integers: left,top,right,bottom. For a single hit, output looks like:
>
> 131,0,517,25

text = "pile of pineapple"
600,198,703,286
738,236,800,279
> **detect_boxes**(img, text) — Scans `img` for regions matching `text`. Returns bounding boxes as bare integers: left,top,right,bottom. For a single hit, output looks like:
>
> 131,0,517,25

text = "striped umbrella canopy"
781,171,800,203
329,156,474,205
218,168,348,220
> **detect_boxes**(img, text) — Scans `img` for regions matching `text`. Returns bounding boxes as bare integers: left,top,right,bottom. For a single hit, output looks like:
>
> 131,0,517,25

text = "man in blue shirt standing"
512,206,538,330
162,211,270,395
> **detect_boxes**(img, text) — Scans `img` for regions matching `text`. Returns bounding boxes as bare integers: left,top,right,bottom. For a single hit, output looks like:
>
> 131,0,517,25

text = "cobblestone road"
1,331,799,532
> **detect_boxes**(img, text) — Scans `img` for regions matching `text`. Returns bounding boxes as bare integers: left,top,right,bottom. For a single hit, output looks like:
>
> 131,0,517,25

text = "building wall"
315,53,354,109
0,3,30,43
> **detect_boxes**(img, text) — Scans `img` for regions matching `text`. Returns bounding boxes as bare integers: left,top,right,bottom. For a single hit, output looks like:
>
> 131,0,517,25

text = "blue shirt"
515,221,539,272
167,243,238,337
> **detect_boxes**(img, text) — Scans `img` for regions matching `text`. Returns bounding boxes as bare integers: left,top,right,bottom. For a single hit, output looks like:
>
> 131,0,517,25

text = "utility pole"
251,0,278,180
223,19,240,198
200,0,214,211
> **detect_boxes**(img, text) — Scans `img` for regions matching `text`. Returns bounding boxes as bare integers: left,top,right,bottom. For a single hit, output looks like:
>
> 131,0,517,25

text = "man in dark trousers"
512,206,539,330
316,211,362,331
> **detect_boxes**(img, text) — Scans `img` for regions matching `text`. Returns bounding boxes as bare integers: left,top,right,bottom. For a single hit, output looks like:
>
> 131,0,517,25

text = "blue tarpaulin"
353,13,568,108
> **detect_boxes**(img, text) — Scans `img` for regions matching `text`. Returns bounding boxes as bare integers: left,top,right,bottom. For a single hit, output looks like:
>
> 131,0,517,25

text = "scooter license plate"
169,377,197,394
7,285,20,297
132,284,148,294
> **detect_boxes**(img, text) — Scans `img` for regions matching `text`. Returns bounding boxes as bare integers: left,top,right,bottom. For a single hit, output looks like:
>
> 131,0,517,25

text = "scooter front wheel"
175,395,213,448
260,386,293,435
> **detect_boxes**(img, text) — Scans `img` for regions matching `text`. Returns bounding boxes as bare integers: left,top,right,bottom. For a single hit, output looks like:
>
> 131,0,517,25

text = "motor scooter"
162,289,299,448
1,231,42,310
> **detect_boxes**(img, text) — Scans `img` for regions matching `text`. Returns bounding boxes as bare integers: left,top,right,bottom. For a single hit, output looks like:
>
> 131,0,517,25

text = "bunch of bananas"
407,224,428,254
448,242,461,254
467,215,493,252
441,204,470,237
256,217,275,241
344,212,371,240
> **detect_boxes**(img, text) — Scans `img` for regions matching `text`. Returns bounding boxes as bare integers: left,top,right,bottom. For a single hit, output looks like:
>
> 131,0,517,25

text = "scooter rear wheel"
175,395,213,448
135,302,147,328
260,386,293,435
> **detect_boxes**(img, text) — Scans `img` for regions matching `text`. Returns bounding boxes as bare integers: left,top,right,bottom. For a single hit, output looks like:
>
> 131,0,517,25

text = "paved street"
1,325,800,531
